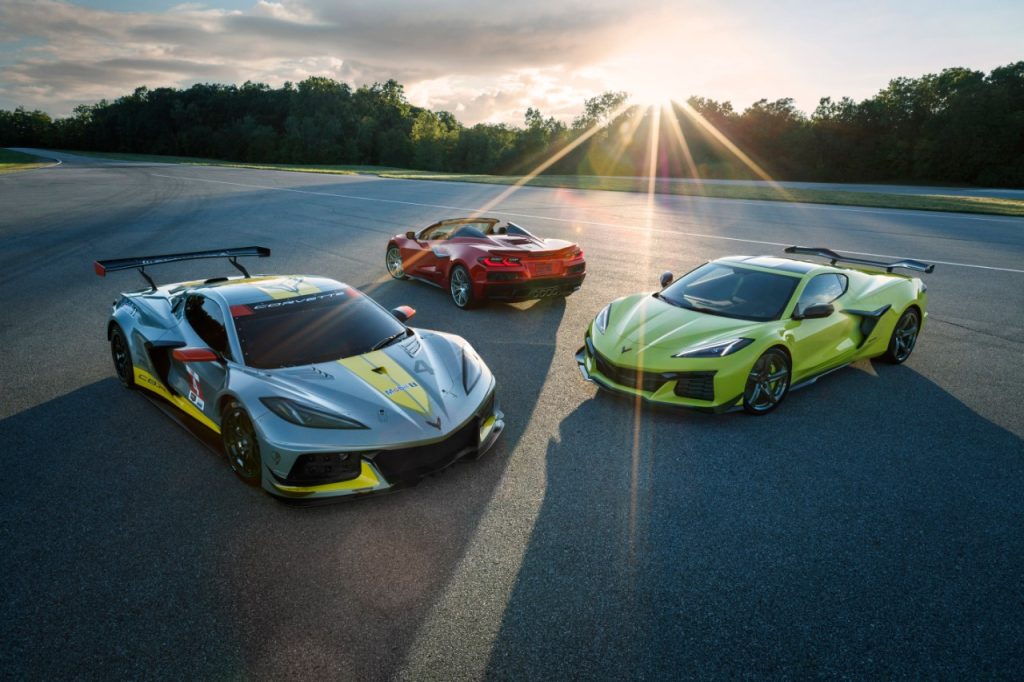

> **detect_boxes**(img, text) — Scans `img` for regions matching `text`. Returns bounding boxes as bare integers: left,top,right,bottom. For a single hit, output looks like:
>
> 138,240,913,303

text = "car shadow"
0,297,566,680
484,362,1024,678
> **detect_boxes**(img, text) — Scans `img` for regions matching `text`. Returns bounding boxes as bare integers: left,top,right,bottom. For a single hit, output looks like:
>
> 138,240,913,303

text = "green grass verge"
58,150,402,175
377,172,1024,217
0,148,56,174
56,150,1024,217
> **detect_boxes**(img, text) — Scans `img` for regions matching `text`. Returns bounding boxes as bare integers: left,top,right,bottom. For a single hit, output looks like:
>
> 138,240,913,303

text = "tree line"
2,62,1022,186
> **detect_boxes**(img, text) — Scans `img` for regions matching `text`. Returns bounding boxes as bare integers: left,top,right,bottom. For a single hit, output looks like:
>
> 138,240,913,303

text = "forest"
1,62,1022,187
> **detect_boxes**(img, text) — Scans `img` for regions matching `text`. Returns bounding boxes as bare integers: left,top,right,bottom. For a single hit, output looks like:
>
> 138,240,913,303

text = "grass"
376,171,1024,217
56,149,1024,217
57,149,402,176
0,148,57,174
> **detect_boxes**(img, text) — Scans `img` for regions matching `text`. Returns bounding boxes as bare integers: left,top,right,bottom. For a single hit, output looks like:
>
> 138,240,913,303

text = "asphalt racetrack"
2,151,1022,680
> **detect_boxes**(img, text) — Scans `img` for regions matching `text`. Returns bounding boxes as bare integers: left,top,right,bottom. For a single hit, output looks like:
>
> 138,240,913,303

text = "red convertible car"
385,218,587,309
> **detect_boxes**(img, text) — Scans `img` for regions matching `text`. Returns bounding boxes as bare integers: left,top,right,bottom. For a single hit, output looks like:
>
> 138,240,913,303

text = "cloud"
6,0,1019,124
0,0,652,123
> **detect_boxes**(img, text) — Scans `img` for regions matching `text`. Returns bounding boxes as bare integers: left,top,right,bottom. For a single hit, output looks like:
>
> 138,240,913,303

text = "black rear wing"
784,246,934,274
94,246,271,290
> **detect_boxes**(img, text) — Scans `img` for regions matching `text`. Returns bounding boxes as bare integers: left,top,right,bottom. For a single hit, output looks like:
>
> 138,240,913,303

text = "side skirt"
790,362,851,392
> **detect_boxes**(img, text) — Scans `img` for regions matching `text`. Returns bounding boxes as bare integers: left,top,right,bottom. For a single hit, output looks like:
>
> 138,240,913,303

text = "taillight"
571,247,583,259
478,256,521,267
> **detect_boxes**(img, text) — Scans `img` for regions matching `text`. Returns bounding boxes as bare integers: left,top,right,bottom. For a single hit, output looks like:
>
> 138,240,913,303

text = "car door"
167,293,231,425
409,221,456,284
786,274,858,379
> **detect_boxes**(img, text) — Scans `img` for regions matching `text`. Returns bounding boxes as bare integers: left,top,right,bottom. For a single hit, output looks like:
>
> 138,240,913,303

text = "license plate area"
527,261,558,277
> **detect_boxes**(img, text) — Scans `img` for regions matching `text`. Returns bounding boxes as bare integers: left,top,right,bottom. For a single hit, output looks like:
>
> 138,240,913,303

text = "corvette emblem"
425,416,442,430
621,345,632,354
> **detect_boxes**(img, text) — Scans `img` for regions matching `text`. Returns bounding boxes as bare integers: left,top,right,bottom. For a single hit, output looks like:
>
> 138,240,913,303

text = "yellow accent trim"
255,276,321,300
337,351,431,415
479,414,497,442
133,367,221,434
271,460,381,494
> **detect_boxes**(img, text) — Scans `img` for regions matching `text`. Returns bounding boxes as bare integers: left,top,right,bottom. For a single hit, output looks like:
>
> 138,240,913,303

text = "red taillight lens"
571,248,583,259
479,256,521,267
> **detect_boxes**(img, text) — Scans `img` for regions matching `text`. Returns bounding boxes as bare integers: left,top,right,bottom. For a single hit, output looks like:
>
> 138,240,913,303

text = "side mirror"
405,231,416,239
391,305,416,323
794,303,834,320
660,272,674,288
172,347,220,362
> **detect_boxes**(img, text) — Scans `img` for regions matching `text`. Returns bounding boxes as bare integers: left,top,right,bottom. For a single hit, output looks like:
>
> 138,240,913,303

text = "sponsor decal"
185,365,205,410
248,289,347,311
385,381,419,396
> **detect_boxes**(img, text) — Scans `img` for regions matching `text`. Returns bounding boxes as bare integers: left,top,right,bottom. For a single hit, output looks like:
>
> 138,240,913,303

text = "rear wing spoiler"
94,246,271,290
784,246,934,274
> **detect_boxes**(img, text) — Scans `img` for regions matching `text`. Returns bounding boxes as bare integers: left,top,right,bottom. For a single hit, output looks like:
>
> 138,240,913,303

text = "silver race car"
95,247,504,502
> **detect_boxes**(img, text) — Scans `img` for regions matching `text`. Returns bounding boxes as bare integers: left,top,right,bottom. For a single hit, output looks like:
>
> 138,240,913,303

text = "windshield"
657,262,800,321
232,288,407,369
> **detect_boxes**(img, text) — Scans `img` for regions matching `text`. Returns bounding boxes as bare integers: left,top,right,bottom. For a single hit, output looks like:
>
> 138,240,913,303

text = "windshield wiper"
370,330,408,351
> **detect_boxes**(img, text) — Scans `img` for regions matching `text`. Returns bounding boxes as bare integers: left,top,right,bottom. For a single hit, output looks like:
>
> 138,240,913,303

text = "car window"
232,288,407,369
185,295,232,358
421,222,458,241
797,274,848,308
658,263,801,322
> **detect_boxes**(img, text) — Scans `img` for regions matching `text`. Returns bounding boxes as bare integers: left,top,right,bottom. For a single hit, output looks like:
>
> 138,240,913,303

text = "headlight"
259,397,367,429
462,345,483,393
595,304,611,334
673,338,754,358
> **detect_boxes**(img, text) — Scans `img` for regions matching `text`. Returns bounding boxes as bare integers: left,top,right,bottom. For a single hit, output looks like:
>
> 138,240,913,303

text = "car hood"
242,330,487,446
596,293,768,360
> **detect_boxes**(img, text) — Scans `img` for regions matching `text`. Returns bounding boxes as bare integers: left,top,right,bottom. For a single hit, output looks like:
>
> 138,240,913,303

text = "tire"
221,400,262,486
110,324,136,390
449,265,479,309
743,348,791,415
882,307,920,364
386,244,407,279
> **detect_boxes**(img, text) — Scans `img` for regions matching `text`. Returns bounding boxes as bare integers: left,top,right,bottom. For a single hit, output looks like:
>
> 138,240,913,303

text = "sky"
1,0,1021,125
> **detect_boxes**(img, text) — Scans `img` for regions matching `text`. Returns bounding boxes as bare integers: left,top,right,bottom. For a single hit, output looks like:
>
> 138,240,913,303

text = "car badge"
425,416,442,430
621,345,632,354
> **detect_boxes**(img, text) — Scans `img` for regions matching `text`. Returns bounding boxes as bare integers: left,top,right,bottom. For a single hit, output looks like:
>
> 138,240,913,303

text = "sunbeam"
673,97,795,200
470,100,636,217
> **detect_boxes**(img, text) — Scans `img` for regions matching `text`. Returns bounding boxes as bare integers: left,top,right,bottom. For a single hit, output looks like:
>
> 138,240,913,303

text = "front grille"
673,372,716,401
592,351,665,392
373,418,478,481
592,350,716,401
283,452,361,486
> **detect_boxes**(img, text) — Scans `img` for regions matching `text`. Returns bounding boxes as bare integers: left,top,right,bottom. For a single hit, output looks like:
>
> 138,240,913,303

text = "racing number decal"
185,365,205,410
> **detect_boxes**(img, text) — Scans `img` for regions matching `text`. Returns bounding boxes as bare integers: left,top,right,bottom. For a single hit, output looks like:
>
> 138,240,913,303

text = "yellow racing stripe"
133,367,221,433
255,276,321,300
337,350,431,415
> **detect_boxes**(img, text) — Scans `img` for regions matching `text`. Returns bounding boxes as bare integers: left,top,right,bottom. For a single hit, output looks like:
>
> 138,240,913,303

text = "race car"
576,246,934,415
95,246,504,501
385,217,586,308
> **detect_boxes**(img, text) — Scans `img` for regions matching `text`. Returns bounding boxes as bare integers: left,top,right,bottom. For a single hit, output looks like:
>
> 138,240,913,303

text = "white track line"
149,173,1024,274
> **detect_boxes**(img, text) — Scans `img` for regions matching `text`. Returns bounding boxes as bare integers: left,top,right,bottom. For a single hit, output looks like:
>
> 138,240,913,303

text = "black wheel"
882,307,920,364
743,348,791,415
386,244,407,279
221,401,262,486
449,265,479,309
110,325,136,390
